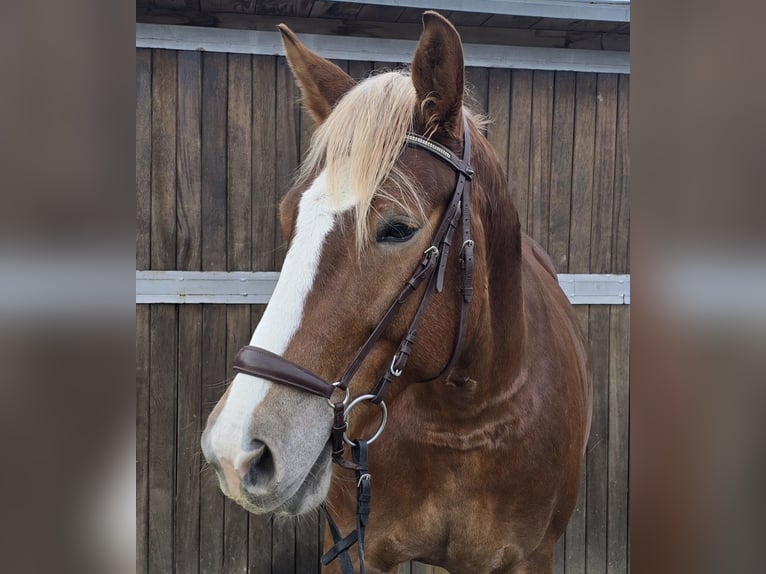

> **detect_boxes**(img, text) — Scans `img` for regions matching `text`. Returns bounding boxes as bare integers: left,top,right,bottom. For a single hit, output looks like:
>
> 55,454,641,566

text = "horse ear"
278,24,356,123
411,11,464,138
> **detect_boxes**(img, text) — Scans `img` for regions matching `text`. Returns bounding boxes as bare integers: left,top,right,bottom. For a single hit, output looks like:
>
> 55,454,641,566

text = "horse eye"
376,221,417,244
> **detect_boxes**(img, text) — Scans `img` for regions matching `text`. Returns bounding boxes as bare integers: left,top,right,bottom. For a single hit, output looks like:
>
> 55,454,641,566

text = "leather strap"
233,346,334,399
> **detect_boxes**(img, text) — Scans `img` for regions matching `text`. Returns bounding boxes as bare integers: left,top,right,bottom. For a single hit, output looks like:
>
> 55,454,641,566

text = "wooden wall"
136,48,630,573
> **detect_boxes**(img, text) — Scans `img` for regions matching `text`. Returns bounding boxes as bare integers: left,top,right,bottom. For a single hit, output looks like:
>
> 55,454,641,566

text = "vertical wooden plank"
275,56,301,265
566,461,588,574
612,75,630,275
295,510,321,574
508,70,533,233
529,70,554,248
486,68,510,177
568,73,597,273
201,52,228,272
177,51,203,272
398,561,412,573
548,71,576,273
586,304,610,574
566,306,590,574
586,71,618,574
175,50,203,574
199,304,227,574
135,45,152,574
465,66,489,120
590,74,618,274
252,55,278,273
136,49,152,271
148,304,178,574
199,51,228,574
225,52,253,574
151,49,177,271
176,305,203,573
148,47,178,574
271,516,296,574
227,53,253,272
607,306,629,574
248,468,272,574
136,304,150,574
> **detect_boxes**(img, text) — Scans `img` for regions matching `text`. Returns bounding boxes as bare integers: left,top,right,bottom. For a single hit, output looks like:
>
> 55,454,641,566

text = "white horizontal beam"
135,24,630,74
332,0,630,23
136,271,630,305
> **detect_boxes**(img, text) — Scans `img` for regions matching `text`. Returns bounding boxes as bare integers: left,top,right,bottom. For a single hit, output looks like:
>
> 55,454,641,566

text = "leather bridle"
232,117,474,573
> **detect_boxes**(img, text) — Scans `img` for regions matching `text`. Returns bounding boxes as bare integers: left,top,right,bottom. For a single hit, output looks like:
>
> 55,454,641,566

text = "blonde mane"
298,72,422,250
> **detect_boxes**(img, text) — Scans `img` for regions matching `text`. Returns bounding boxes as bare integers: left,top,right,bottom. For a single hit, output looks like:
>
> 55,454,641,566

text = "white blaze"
209,171,353,460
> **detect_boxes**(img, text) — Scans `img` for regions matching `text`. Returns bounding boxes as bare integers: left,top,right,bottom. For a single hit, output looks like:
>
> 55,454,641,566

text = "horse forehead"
296,170,360,219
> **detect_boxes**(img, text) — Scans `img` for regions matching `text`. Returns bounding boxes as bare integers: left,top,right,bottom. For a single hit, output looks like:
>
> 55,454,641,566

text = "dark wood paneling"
175,305,203,573
148,304,178,573
252,56,278,271
486,68,510,176
201,52,228,271
508,70,533,233
227,54,253,272
568,73,597,273
177,51,203,271
136,49,152,271
529,70,554,249
175,57,203,574
590,74,618,274
587,304,610,574
136,304,150,574
136,48,629,574
613,75,630,274
151,50,178,270
548,71,575,273
608,306,630,574
566,307,591,574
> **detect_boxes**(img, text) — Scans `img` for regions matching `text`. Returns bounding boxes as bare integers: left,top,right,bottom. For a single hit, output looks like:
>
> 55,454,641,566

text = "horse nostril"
241,441,276,490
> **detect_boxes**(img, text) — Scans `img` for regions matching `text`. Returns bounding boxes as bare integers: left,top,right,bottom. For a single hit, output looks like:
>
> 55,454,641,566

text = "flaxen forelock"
298,71,423,250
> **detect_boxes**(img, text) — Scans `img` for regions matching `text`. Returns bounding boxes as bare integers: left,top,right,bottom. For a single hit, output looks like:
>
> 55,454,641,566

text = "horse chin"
233,443,333,517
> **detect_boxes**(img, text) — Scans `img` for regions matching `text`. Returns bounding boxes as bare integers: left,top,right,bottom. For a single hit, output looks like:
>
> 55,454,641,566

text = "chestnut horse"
201,12,591,574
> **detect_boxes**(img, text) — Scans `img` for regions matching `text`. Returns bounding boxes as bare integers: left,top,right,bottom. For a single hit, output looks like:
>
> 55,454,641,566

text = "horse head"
201,12,499,516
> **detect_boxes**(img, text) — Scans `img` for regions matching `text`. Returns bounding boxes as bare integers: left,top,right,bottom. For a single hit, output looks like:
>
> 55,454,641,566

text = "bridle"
232,117,474,573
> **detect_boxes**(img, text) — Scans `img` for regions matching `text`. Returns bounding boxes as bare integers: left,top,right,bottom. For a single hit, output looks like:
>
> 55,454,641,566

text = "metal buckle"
357,473,371,487
389,354,403,377
343,394,388,446
460,239,474,255
423,245,439,258
327,381,350,407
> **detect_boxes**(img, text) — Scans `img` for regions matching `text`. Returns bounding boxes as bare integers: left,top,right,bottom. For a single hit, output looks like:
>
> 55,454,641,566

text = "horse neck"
406,140,526,436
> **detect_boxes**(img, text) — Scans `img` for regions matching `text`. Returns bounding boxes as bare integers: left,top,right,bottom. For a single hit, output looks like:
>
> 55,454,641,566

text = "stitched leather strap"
233,346,334,399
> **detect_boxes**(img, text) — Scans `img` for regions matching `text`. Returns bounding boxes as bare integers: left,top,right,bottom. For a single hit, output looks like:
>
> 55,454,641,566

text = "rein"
232,118,474,573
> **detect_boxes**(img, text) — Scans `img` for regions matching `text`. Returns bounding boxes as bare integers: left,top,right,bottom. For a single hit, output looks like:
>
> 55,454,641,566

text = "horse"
201,11,591,574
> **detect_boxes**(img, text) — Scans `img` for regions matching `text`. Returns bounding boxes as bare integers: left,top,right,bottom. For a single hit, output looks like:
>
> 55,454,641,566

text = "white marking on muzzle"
209,171,353,463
